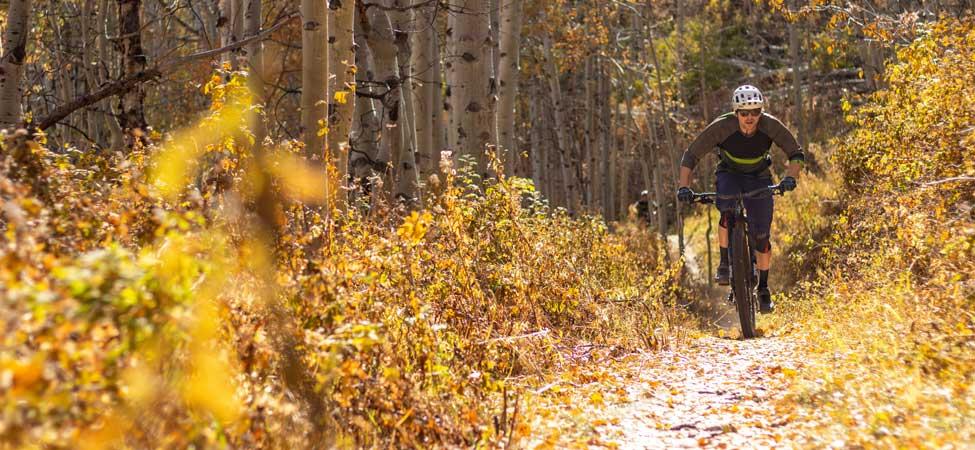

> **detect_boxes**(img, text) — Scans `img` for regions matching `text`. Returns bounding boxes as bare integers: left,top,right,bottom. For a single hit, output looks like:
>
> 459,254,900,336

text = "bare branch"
921,176,975,187
35,13,300,132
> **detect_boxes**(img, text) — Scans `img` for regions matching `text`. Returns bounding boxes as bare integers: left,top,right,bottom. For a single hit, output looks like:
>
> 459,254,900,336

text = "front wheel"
730,220,757,338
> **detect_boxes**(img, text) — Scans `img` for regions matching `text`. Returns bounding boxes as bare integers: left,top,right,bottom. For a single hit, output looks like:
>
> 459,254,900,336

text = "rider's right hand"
677,187,694,203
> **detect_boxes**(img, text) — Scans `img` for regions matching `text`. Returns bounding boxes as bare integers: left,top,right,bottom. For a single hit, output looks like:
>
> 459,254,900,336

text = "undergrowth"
0,73,687,448
769,17,975,447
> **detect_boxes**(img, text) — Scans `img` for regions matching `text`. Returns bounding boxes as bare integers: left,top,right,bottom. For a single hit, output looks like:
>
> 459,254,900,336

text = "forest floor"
521,333,828,449
603,336,818,449
520,236,826,449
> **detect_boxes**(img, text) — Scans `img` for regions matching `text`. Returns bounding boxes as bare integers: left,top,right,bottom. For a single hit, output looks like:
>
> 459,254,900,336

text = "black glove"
677,187,694,203
780,176,797,192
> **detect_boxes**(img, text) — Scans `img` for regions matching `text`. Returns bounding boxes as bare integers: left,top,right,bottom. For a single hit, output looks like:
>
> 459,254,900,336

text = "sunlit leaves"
334,90,352,105
768,17,975,447
396,211,433,246
0,67,688,448
151,97,250,201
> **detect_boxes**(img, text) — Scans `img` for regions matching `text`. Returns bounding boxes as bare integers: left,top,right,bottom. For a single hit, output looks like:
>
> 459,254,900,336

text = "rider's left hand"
780,176,797,192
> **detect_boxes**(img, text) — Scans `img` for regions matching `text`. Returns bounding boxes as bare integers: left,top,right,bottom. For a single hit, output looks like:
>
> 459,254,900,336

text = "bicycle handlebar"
689,184,786,205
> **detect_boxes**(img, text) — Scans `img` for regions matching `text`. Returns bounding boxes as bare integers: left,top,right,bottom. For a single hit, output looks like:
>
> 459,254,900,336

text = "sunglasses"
736,109,762,117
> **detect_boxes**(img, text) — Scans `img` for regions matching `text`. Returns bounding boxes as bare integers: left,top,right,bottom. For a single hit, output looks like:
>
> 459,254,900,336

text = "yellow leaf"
5,355,44,394
590,392,604,406
396,211,432,246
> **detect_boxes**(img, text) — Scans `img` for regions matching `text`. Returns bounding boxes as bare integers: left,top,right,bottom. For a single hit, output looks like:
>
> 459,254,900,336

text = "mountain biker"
675,85,803,313
635,190,652,225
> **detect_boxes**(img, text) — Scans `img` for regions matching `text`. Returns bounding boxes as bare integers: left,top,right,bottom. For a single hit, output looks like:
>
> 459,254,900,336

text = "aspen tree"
497,0,523,176
0,0,31,130
365,2,404,198
389,0,420,203
327,0,355,209
244,0,266,147
301,0,327,162
412,0,439,178
350,13,384,203
117,0,149,145
447,0,493,178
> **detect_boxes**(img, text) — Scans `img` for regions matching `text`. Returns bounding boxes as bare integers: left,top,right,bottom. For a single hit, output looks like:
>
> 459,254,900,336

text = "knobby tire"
731,220,757,339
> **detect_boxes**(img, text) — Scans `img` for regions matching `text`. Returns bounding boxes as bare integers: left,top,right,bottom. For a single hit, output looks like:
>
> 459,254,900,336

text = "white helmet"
732,85,765,110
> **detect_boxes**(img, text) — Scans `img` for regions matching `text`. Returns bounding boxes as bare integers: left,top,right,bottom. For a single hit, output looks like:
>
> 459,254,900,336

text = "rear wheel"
731,219,757,338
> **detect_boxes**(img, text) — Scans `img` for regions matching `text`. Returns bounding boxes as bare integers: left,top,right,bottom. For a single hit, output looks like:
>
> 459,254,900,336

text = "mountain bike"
688,184,787,339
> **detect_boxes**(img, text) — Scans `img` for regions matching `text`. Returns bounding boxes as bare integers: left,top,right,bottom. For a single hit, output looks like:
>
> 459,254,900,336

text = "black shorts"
715,172,773,249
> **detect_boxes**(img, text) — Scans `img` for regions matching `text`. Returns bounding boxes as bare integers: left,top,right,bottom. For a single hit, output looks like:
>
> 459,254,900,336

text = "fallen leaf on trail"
590,392,604,406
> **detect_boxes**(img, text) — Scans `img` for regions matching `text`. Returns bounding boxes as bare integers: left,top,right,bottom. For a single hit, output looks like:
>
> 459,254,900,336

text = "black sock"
720,247,729,265
759,270,769,289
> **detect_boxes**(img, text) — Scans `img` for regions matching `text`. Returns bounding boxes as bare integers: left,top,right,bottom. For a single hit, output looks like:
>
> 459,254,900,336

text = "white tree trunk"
199,0,220,50
365,2,402,199
788,0,808,151
81,0,99,141
412,0,437,179
497,0,523,176
327,0,355,209
447,0,492,177
218,0,243,71
584,57,599,213
51,14,78,143
617,99,628,221
529,87,543,187
599,63,613,219
390,1,420,202
542,33,578,214
350,14,383,201
244,0,265,146
0,0,31,130
645,19,679,237
430,27,446,170
301,0,327,162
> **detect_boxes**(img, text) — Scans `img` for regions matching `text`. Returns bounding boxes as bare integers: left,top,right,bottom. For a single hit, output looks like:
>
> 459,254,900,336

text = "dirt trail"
568,239,814,448
597,336,808,449
525,236,814,448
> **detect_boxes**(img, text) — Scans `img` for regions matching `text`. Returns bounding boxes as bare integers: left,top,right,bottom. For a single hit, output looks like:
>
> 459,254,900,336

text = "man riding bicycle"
676,85,803,313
